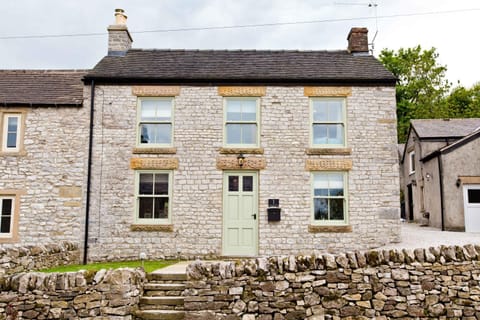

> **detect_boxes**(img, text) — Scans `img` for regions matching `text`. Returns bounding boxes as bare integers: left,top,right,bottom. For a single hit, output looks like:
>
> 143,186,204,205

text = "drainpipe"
83,80,95,264
437,154,445,231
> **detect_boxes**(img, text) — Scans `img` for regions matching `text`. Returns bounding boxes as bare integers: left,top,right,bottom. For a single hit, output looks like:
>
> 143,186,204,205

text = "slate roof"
85,49,396,84
0,70,87,106
411,118,480,139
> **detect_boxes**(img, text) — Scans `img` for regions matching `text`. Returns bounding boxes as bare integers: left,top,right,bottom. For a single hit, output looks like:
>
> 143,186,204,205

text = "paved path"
154,223,480,273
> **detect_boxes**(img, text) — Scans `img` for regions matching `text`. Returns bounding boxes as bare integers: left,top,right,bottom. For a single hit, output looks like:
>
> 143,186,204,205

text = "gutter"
438,154,445,231
83,80,95,264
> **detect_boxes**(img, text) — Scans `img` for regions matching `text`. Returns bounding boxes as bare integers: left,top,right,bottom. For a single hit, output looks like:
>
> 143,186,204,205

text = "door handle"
252,214,257,220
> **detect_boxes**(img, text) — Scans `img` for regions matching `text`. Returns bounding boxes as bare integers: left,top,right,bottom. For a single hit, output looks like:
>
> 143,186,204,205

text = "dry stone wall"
0,268,145,319
0,241,80,275
185,244,480,319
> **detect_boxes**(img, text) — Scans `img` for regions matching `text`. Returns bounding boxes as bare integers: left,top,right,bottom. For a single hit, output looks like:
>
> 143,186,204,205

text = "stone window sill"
132,147,177,154
308,225,352,233
305,148,352,155
219,147,264,154
130,224,174,232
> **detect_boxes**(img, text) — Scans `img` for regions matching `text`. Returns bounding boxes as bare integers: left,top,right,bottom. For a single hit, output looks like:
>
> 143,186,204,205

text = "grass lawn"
40,260,178,273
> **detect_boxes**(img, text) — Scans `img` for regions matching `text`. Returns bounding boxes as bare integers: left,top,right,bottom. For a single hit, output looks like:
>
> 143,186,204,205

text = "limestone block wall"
0,268,145,319
185,244,480,319
0,106,88,246
86,85,399,261
0,241,80,275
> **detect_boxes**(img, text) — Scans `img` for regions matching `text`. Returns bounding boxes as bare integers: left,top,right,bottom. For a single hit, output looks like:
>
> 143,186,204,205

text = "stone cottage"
80,9,400,261
0,10,400,261
400,118,480,231
0,70,87,245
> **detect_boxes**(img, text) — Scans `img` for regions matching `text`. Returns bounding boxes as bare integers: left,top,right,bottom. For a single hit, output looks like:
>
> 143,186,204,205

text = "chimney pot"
347,27,369,54
114,8,128,25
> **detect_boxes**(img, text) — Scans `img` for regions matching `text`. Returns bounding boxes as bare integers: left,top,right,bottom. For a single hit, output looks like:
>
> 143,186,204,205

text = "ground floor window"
0,197,14,237
312,172,348,224
135,171,172,224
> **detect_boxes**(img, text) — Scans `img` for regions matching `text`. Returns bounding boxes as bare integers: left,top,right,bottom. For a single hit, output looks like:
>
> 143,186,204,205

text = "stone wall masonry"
0,241,80,276
185,244,480,319
0,268,145,319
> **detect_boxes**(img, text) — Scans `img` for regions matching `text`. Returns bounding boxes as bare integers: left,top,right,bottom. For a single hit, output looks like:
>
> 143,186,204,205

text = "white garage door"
464,185,480,232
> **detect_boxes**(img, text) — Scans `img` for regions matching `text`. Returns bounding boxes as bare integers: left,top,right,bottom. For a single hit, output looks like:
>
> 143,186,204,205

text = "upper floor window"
135,171,172,224
312,172,348,224
0,197,14,238
311,98,346,147
137,98,173,146
224,98,259,147
409,151,415,174
2,114,22,152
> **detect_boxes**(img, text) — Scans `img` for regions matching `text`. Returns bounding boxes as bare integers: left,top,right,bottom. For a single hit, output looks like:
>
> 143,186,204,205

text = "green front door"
223,171,258,256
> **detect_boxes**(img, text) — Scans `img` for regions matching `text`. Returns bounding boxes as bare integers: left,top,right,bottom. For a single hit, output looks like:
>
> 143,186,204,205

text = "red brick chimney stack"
347,27,369,54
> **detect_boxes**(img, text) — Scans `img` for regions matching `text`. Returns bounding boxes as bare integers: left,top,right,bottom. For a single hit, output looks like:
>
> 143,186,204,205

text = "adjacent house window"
137,98,173,146
311,98,346,146
312,172,348,224
225,98,259,147
135,171,172,224
409,151,415,174
2,114,22,152
0,197,14,238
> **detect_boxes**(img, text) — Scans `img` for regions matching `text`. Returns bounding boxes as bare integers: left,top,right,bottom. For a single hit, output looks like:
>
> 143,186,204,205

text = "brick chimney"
347,27,369,54
107,9,132,56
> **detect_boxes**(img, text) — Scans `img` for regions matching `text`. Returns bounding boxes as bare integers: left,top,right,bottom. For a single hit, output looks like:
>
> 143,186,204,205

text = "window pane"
226,124,242,144
139,174,153,195
156,101,172,121
241,124,257,144
328,101,343,122
313,125,328,145
329,173,344,196
154,174,169,195
314,198,328,220
330,199,344,220
0,216,11,233
468,190,480,204
141,100,171,121
7,117,18,132
312,101,328,121
7,133,17,148
243,176,253,192
138,197,154,218
241,101,257,121
328,124,344,145
154,197,169,219
2,199,12,215
226,100,242,121
229,176,239,192
140,124,171,144
141,101,157,121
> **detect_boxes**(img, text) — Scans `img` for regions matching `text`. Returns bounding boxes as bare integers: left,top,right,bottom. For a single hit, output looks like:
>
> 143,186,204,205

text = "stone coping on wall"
186,244,480,279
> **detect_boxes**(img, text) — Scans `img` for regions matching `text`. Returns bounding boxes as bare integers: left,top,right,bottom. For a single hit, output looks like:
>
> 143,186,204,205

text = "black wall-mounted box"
267,208,281,221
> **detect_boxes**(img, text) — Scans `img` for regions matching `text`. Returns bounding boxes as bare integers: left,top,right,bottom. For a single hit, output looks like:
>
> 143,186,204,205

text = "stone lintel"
59,186,82,198
459,176,480,184
304,86,352,97
305,159,352,171
132,86,181,97
219,148,264,155
63,201,81,207
132,147,177,154
130,224,174,232
377,119,396,124
130,158,179,170
218,86,266,97
308,225,352,233
305,148,352,156
216,157,266,170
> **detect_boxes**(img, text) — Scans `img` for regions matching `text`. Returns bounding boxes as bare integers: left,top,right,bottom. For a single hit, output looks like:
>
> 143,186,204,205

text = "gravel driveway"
378,222,480,250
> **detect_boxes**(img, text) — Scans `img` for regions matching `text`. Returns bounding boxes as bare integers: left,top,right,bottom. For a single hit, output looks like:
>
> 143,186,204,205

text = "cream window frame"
2,113,23,153
134,170,172,225
136,97,174,147
311,171,349,225
409,151,415,175
223,97,260,148
310,98,347,148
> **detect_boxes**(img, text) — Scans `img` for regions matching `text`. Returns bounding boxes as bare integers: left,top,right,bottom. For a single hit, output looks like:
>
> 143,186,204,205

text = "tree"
443,83,480,118
379,46,451,142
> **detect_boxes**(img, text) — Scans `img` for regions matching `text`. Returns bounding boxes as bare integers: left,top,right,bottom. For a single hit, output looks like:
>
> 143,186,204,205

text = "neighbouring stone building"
0,9,401,261
400,118,480,231
0,70,88,246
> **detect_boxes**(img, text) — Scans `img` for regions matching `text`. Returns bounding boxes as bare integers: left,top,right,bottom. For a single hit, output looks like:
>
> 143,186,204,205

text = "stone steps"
136,272,187,320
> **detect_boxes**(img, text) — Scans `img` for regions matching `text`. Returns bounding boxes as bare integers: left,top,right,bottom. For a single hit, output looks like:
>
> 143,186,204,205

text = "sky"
1,0,479,87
